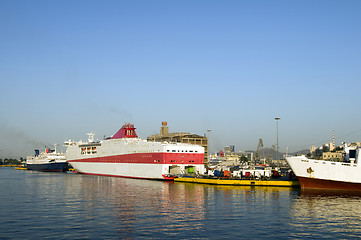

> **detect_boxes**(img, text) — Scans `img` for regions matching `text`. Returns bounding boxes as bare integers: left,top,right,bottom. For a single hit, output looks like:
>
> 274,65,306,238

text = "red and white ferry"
65,123,205,180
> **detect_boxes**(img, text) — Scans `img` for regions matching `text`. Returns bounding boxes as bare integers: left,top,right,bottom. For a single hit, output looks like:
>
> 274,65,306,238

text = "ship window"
189,150,193,153
172,150,176,152
167,150,170,152
350,150,356,159
195,151,198,153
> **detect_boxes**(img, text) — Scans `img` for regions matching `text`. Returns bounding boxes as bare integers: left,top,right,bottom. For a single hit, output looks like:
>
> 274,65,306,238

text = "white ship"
26,147,68,172
65,123,205,180
286,143,361,191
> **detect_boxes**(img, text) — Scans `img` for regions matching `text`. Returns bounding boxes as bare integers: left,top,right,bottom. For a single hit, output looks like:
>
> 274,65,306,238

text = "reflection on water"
62,175,209,239
20,171,300,239
2,168,361,239
290,190,361,239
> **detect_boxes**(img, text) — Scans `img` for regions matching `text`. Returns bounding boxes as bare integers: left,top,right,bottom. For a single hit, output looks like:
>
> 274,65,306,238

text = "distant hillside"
291,149,309,155
245,147,309,159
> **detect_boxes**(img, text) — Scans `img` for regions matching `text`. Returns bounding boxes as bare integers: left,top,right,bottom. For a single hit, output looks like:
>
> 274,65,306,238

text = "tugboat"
26,146,68,172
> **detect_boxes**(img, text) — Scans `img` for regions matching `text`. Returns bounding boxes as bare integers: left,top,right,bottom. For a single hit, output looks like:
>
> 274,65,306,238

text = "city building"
310,145,316,155
224,145,235,154
147,122,208,165
322,151,343,161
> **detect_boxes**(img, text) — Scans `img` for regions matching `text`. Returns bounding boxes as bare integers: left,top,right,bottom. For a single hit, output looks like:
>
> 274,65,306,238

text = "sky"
1,0,361,158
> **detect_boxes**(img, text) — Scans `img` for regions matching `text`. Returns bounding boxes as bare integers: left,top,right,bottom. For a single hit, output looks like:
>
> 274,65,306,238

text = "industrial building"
147,122,209,165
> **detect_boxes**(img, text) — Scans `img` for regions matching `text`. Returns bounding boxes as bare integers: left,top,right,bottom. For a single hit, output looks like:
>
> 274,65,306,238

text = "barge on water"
174,176,300,187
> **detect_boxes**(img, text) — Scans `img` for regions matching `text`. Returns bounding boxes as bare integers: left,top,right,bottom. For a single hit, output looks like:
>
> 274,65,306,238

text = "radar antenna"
87,132,95,143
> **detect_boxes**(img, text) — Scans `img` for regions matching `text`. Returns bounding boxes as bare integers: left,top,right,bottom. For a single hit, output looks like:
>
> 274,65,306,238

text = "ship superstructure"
26,146,68,172
65,123,205,180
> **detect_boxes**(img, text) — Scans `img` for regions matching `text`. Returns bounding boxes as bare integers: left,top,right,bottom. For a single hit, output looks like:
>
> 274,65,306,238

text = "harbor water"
1,168,361,239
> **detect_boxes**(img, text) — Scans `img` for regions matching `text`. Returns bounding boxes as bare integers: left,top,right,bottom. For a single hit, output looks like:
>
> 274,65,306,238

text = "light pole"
275,117,280,160
207,129,211,164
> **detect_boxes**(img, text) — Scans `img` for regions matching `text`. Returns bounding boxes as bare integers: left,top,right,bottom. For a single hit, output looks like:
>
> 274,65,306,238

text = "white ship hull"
67,149,205,180
66,125,205,180
26,149,67,172
286,148,361,191
70,162,187,179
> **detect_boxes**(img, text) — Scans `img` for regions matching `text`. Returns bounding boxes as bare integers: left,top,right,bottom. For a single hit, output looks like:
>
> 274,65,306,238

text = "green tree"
334,146,343,152
9,159,21,165
3,158,21,165
322,145,330,152
315,149,323,158
240,155,248,163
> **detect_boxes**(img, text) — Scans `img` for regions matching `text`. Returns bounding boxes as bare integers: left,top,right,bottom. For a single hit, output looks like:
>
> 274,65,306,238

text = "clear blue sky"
1,0,361,158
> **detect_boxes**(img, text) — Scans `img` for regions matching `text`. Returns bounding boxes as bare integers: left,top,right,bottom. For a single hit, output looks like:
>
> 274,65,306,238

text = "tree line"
0,157,24,165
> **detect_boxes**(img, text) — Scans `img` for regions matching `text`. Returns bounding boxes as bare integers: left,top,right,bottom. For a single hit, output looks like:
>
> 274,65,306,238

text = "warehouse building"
147,122,209,165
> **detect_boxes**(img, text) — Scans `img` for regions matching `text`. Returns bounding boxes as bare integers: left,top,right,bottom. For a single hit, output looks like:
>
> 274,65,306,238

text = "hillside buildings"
311,142,361,161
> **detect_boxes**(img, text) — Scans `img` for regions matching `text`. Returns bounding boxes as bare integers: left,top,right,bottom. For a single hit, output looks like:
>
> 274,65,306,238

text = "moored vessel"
26,147,68,172
174,177,300,187
65,123,205,180
286,143,361,191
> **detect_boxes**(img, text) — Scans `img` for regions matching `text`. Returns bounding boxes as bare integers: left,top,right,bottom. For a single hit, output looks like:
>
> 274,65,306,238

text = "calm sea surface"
1,168,361,239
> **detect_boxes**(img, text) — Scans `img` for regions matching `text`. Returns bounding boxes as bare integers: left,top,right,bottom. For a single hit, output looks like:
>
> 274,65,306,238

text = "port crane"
255,138,263,163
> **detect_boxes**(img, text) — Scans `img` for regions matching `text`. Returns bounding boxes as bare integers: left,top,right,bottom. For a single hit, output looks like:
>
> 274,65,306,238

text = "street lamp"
275,117,280,160
207,129,211,161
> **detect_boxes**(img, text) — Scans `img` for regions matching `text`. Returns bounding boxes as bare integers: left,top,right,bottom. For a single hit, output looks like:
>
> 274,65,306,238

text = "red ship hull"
298,176,361,192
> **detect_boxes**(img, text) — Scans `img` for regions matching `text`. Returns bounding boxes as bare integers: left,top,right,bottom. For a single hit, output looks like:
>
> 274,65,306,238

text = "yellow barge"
174,177,300,187
14,167,27,170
